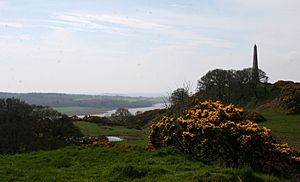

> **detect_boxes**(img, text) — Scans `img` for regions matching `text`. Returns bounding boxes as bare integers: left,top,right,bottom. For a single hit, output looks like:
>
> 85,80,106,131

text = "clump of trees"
0,98,82,154
149,101,300,180
196,68,269,106
111,108,133,124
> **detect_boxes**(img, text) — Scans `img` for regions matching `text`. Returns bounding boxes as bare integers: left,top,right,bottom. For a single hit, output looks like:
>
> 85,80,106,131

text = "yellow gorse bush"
275,80,300,114
149,100,300,175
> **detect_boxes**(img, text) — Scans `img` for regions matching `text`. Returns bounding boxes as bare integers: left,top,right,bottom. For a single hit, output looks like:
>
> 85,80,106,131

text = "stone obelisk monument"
252,44,259,83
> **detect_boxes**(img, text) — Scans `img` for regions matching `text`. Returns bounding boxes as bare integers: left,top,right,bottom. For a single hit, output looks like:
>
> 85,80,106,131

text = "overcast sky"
0,0,299,95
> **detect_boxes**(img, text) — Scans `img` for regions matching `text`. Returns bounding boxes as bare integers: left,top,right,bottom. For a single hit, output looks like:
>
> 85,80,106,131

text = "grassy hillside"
0,146,285,182
260,109,300,149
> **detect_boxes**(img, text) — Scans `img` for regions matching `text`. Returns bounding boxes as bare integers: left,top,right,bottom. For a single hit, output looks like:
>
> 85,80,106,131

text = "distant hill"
0,92,163,113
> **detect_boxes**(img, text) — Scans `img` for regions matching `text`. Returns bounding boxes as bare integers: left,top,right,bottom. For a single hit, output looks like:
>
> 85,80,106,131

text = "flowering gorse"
149,101,300,178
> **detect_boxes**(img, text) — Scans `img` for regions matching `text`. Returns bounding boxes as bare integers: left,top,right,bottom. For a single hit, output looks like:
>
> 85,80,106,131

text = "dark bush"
0,98,83,154
243,111,266,123
82,115,112,125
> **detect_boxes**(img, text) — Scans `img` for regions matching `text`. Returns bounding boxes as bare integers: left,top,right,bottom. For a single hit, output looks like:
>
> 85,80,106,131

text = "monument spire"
252,44,259,83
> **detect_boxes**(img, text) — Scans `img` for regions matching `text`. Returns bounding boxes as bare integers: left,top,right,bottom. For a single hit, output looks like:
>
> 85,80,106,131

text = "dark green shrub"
243,111,266,123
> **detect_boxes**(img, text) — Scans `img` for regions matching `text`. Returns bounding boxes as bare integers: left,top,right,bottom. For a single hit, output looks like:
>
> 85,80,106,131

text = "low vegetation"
0,146,286,182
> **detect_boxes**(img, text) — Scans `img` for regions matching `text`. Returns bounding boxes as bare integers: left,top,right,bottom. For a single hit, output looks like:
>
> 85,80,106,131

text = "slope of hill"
0,146,284,182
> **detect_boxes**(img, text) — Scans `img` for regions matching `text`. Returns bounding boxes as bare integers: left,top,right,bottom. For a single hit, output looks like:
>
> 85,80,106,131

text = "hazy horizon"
0,90,166,97
1,0,299,94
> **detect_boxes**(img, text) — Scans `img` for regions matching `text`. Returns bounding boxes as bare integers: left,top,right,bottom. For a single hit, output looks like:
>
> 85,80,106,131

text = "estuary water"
100,103,166,117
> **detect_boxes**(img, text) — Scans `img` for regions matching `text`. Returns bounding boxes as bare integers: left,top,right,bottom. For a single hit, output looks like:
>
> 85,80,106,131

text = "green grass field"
259,109,300,149
0,146,285,182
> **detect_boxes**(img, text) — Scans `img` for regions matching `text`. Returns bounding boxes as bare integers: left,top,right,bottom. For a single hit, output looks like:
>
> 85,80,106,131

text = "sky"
0,0,299,96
